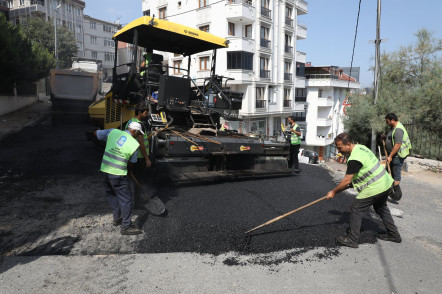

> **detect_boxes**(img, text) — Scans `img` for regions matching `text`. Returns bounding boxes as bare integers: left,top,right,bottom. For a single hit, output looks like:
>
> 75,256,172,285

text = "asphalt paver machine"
88,16,297,183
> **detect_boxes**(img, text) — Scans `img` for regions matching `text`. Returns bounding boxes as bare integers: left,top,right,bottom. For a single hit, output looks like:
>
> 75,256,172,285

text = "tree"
344,29,442,145
20,16,77,69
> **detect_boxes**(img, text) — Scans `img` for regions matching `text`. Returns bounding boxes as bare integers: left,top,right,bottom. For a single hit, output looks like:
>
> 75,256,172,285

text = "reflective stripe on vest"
126,117,149,158
392,122,412,158
290,123,301,145
348,144,393,199
100,129,139,176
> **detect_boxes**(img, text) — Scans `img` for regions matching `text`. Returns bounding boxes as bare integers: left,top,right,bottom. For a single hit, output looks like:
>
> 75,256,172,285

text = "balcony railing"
261,7,271,18
31,0,45,5
283,100,291,107
285,45,293,53
295,96,307,102
226,0,253,5
285,17,293,27
284,73,292,80
260,38,271,48
256,100,267,108
293,116,306,121
260,69,270,78
306,74,340,80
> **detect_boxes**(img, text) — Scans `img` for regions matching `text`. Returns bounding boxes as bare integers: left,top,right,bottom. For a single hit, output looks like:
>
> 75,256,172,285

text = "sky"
84,0,442,87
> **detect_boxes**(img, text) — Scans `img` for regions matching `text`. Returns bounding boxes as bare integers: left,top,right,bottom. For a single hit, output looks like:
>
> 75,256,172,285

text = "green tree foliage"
20,16,77,69
344,29,442,145
0,15,55,90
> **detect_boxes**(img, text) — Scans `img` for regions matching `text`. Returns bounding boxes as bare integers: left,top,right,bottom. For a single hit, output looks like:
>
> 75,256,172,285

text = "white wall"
0,96,37,116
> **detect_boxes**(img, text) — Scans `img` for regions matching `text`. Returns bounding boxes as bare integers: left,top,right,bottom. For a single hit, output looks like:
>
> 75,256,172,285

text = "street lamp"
54,3,61,68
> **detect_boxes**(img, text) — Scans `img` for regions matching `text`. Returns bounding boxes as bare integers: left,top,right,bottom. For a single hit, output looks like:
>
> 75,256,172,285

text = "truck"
50,58,102,122
87,16,298,184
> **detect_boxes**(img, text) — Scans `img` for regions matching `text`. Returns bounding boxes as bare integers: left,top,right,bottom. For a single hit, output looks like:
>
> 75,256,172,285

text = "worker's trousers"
288,144,300,170
104,173,133,230
348,188,401,241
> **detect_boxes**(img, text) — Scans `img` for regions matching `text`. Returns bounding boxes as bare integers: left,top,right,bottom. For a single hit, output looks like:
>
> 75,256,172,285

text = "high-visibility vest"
392,122,412,158
290,123,301,145
348,144,394,199
125,118,149,158
100,129,139,176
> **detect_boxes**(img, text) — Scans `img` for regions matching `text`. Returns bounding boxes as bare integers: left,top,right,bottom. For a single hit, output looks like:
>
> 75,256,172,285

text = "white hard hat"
128,122,144,134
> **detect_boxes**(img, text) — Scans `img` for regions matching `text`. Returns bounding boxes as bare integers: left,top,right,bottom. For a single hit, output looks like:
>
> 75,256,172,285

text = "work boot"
121,224,142,235
390,185,402,201
377,233,402,243
336,235,359,248
112,218,122,227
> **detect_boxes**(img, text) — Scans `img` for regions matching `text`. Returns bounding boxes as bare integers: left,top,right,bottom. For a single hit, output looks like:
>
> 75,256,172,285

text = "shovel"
245,196,327,234
130,173,166,216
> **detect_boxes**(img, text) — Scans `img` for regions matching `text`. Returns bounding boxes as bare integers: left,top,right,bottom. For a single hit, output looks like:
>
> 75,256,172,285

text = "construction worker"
287,116,301,170
383,113,412,201
326,133,401,248
140,50,153,78
125,103,152,209
94,122,144,235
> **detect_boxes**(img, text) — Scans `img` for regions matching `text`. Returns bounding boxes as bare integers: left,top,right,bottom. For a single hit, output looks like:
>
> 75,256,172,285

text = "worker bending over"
125,103,152,209
326,133,401,248
94,122,144,235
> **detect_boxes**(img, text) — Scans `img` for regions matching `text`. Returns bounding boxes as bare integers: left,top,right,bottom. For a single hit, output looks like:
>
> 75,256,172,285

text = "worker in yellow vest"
94,122,144,235
125,103,152,209
287,116,301,171
326,133,401,248
384,113,412,201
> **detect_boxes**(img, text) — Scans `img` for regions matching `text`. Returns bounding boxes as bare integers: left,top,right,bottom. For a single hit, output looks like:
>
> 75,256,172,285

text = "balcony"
285,17,293,27
293,103,305,111
316,117,333,127
260,38,271,48
227,37,255,52
284,73,292,81
296,0,308,15
225,0,255,22
256,100,267,109
283,100,291,108
260,7,271,18
296,24,307,39
285,45,293,54
260,69,270,78
30,0,45,5
317,97,334,107
295,96,307,102
314,137,333,146
296,51,306,63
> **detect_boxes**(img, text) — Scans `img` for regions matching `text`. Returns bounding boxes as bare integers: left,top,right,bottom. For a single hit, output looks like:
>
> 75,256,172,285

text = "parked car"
300,149,319,164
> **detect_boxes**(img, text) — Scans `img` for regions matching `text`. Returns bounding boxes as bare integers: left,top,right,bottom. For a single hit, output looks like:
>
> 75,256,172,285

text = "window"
260,26,270,48
260,57,269,71
199,25,209,32
173,60,182,74
261,0,269,9
66,4,72,12
91,51,98,59
103,25,113,33
159,7,167,19
90,36,97,44
143,9,150,16
318,89,323,98
199,0,208,8
77,42,83,50
284,62,291,73
256,87,265,100
285,6,292,18
67,22,73,31
295,88,307,102
245,25,252,38
296,62,305,77
284,89,291,106
90,21,96,29
273,117,282,136
75,7,81,16
268,86,275,103
228,22,235,36
75,24,82,33
20,0,24,5
105,52,115,61
251,119,266,134
227,51,253,70
199,56,210,70
104,38,114,47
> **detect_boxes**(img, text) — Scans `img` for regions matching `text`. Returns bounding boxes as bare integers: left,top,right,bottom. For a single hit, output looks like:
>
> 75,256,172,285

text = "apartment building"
83,15,120,78
8,0,85,57
141,0,308,135
303,64,360,160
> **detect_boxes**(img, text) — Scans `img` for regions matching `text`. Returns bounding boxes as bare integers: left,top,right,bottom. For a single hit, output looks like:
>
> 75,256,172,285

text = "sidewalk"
0,97,51,141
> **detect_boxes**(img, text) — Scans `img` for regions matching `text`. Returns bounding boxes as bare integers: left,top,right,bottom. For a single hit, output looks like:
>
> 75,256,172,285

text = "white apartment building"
8,0,86,57
83,15,120,78
303,65,359,160
141,0,308,135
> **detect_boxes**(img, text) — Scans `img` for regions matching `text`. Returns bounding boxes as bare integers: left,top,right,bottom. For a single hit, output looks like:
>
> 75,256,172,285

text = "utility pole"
370,0,382,152
54,3,61,69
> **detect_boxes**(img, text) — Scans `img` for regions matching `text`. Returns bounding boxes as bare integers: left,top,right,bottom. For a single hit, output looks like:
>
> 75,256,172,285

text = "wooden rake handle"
245,196,328,234
382,140,392,176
